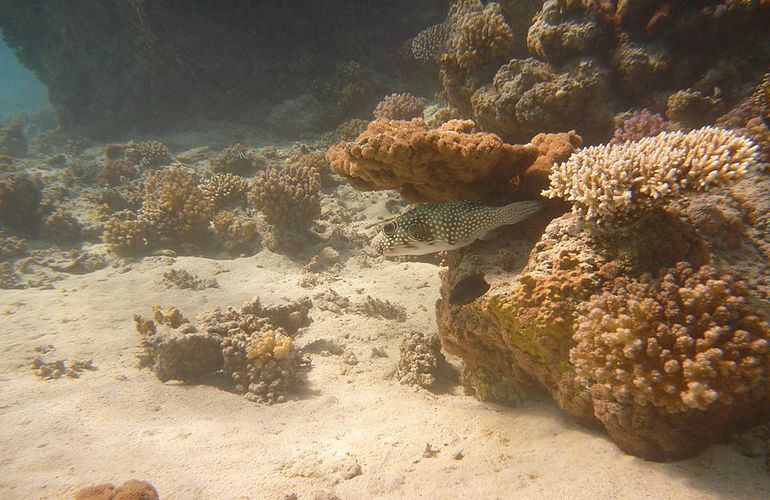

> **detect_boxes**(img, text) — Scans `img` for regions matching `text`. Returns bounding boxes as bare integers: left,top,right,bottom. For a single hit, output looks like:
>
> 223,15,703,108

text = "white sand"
1,248,769,500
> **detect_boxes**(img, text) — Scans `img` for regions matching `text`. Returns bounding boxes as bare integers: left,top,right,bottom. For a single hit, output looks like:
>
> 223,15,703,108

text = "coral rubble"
136,297,311,404
396,331,456,392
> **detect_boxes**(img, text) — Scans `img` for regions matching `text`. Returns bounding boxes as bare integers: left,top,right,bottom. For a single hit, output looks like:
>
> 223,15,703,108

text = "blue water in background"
0,39,49,124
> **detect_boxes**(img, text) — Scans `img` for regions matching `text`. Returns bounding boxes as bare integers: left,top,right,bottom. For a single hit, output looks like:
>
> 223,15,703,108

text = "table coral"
373,93,426,120
542,126,759,224
325,118,537,203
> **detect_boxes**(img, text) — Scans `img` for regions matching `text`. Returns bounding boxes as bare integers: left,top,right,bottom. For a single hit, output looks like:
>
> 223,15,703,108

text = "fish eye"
382,221,397,236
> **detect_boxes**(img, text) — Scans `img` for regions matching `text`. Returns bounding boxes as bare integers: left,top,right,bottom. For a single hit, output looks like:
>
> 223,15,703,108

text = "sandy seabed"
1,244,769,499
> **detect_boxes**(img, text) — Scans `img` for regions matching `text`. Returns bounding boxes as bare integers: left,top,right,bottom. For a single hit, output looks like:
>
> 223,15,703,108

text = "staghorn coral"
610,109,667,144
140,168,214,247
542,127,759,224
0,123,27,157
74,479,159,500
209,144,267,176
136,297,311,404
373,93,426,120
396,331,456,392
0,172,42,235
249,161,321,254
471,57,615,143
325,118,537,203
199,173,249,209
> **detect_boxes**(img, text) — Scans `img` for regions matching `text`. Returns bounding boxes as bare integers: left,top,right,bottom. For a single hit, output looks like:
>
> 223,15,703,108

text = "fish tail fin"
496,200,542,226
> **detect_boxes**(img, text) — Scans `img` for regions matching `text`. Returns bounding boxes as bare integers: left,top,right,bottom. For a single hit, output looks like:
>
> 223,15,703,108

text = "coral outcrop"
325,118,537,203
0,123,26,157
209,144,267,176
471,57,614,143
136,297,311,404
542,127,759,224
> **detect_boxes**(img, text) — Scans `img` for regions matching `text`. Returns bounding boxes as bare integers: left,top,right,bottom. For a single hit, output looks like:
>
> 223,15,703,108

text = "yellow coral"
542,126,759,224
247,329,293,362
571,262,769,413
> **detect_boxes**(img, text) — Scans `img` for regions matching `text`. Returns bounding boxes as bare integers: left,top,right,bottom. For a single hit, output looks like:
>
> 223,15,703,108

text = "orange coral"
325,118,538,203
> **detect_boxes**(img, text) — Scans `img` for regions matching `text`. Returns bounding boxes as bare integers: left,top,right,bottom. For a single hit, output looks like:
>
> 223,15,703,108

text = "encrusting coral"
373,93,426,120
325,118,537,203
135,297,311,404
542,126,759,224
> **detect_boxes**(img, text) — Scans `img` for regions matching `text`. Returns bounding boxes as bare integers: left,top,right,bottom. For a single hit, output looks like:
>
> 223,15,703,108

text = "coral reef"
542,127,759,224
0,172,42,235
41,209,82,244
396,331,456,392
326,118,537,203
249,161,321,254
373,93,426,120
106,141,172,169
437,201,770,459
74,479,159,500
610,109,667,144
136,297,311,404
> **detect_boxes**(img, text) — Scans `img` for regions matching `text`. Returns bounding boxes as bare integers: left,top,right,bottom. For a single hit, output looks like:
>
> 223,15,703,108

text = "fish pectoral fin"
478,227,504,241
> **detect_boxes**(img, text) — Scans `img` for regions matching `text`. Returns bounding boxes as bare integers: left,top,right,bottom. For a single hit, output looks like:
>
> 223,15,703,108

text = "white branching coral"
542,126,759,224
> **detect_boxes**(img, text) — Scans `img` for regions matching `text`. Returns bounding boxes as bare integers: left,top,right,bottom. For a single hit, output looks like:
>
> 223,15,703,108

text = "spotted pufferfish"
371,200,542,256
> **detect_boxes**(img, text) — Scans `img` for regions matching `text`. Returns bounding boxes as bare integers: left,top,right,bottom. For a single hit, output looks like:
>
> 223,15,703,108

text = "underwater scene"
0,1,769,498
